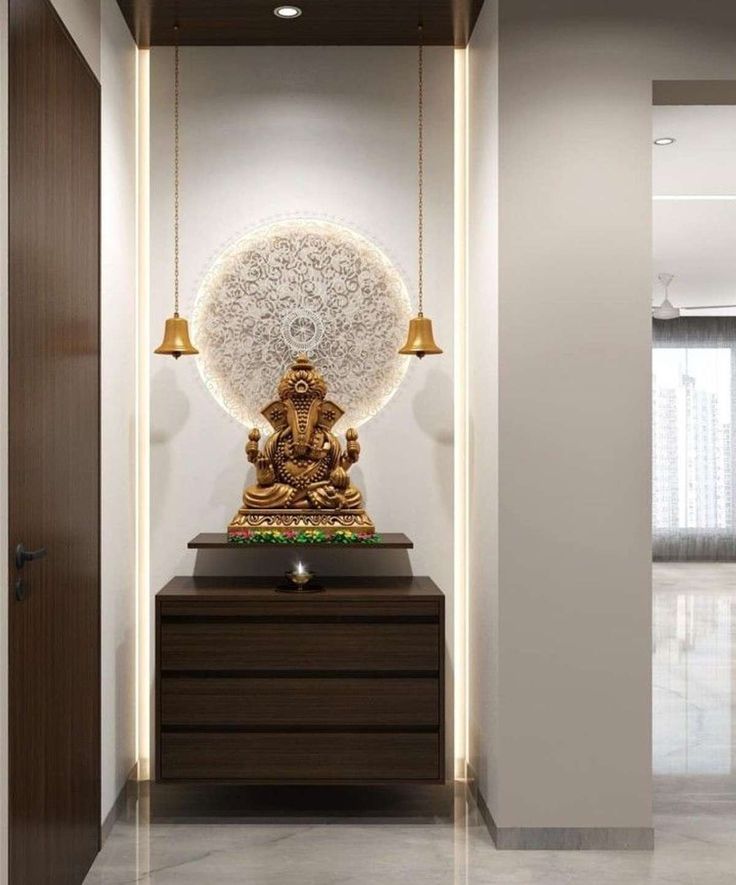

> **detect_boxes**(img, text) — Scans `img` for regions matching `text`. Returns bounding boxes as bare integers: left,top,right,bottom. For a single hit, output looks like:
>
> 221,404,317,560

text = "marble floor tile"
653,564,736,775
84,564,736,884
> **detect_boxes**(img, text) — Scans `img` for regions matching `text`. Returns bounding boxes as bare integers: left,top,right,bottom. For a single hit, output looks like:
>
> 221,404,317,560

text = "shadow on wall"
206,437,249,529
413,363,454,507
151,365,190,444
412,363,453,445
150,365,191,531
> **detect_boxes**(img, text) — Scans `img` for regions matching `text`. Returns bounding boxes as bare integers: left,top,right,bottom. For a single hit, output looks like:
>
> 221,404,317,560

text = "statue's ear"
262,400,288,431
318,401,344,430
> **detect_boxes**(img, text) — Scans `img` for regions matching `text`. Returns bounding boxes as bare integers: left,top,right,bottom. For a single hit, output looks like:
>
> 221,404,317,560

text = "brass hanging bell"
154,313,199,359
398,314,443,359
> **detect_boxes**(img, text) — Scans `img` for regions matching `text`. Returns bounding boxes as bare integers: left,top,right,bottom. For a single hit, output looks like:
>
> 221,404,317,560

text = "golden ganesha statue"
228,355,375,536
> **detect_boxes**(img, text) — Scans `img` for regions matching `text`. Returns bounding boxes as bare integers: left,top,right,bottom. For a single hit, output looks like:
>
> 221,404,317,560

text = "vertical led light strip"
453,47,470,781
135,48,151,781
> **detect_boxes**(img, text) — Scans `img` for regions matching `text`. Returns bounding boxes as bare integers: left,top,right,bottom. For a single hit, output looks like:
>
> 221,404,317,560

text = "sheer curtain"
653,318,736,560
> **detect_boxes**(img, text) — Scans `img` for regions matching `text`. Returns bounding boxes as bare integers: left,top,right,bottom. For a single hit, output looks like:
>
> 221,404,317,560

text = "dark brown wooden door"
8,0,101,881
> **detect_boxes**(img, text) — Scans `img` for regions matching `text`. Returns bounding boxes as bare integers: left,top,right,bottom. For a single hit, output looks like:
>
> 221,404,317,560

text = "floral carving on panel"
192,219,412,432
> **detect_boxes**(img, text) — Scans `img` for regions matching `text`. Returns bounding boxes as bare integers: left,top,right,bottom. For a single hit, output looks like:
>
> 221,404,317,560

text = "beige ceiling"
652,105,736,310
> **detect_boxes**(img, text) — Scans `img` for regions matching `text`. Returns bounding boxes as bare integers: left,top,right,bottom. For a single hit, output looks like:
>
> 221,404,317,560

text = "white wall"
468,0,736,839
148,46,455,767
52,0,101,78
100,0,138,821
467,0,500,815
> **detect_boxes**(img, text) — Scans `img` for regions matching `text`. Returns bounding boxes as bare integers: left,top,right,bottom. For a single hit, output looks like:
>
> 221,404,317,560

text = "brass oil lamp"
278,561,323,593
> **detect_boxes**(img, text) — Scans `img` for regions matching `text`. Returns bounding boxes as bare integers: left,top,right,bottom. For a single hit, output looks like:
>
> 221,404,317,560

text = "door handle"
14,544,47,601
15,543,47,570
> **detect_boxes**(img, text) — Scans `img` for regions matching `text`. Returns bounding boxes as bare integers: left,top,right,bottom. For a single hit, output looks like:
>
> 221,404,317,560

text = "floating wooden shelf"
188,532,413,550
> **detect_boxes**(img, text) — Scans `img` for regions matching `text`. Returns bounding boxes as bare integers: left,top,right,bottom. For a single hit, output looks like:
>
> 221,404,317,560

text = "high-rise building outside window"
653,346,733,532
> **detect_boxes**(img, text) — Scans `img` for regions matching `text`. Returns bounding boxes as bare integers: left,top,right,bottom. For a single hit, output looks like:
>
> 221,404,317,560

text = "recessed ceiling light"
274,5,302,17
653,137,676,146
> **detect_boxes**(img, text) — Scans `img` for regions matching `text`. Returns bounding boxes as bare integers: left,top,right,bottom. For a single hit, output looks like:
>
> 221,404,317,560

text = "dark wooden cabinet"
156,576,445,784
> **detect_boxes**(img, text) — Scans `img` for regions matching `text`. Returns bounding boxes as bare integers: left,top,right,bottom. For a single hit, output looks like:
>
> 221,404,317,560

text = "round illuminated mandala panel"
192,219,412,431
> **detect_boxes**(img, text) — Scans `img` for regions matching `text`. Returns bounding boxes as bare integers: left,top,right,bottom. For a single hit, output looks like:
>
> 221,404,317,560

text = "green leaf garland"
228,529,381,546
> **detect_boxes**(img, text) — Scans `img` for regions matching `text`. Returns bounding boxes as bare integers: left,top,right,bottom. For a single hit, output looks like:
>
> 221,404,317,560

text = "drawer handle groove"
161,725,439,734
160,669,439,678
161,615,438,625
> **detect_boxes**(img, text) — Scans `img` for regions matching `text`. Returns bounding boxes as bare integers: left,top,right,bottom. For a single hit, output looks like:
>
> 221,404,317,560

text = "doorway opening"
651,81,736,813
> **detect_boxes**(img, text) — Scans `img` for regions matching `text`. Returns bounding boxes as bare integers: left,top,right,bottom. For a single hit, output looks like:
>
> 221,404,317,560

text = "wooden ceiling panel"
115,0,485,47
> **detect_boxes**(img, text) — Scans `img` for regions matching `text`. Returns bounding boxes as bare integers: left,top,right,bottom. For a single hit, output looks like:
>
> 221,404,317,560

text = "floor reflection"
654,564,736,775
85,782,485,885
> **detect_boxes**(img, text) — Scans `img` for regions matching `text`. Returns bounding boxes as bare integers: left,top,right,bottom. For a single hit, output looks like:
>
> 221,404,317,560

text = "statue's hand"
246,428,261,463
256,454,275,486
344,428,360,465
330,467,349,491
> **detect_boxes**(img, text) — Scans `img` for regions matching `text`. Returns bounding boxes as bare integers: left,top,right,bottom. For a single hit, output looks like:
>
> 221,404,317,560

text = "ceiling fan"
652,273,736,320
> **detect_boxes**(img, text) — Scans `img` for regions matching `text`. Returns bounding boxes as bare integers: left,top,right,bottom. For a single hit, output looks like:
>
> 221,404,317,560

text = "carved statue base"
228,508,375,537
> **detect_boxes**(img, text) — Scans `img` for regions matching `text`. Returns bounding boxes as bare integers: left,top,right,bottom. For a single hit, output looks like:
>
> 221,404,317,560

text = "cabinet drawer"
160,622,439,672
160,599,440,619
161,676,439,728
160,732,440,782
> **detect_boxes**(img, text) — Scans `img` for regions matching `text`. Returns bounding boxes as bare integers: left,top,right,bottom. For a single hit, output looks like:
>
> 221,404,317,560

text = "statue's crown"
278,354,327,401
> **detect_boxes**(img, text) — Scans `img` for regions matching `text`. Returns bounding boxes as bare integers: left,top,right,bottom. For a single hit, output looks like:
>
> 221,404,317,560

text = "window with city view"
653,347,733,533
